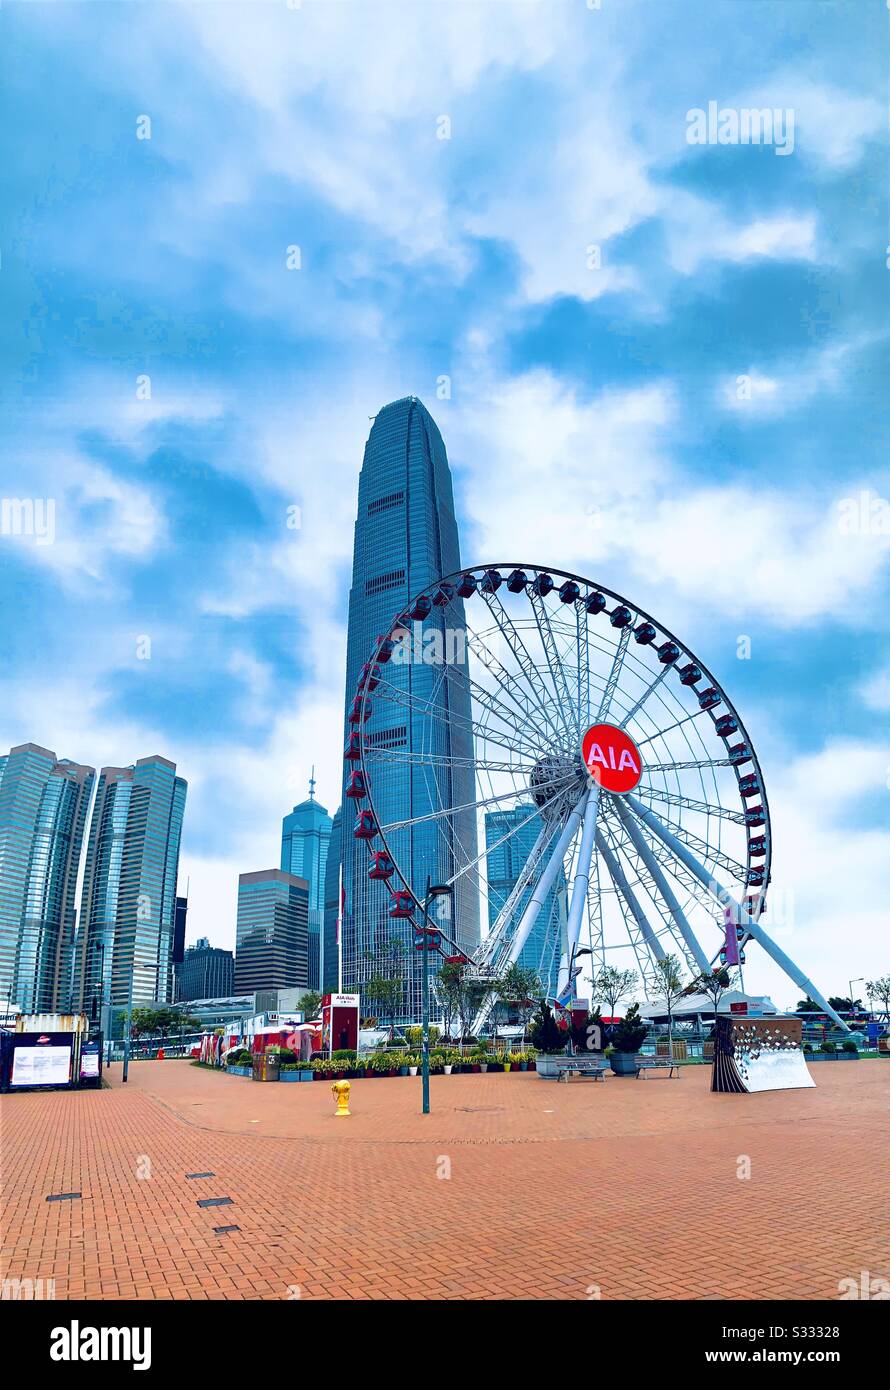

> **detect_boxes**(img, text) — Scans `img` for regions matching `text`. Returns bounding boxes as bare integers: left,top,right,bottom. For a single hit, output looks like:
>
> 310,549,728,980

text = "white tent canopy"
638,990,779,1021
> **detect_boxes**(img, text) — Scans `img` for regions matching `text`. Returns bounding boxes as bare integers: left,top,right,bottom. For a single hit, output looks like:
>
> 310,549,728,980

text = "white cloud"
860,668,890,713
452,365,890,626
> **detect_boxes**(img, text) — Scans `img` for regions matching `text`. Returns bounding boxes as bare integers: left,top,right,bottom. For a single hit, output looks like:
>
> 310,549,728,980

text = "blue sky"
1,0,888,1005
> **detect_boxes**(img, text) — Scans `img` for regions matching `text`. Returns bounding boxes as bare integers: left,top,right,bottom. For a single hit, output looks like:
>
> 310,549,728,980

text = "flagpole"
337,861,343,994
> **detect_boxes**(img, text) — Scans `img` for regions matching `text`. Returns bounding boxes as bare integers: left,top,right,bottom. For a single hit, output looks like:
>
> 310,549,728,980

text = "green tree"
298,990,323,1019
866,976,890,1018
795,996,822,1013
591,966,638,1018
653,954,687,1055
528,1001,568,1054
434,959,464,1042
497,963,542,1047
828,995,863,1013
363,935,406,1038
129,1005,200,1039
687,966,736,1042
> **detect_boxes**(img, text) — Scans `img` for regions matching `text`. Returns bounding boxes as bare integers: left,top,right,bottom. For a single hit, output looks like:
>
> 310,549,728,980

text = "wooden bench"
635,1057,680,1078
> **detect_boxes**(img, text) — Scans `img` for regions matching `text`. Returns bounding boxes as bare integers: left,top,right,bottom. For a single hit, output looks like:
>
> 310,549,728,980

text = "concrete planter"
279,1070,301,1082
534,1055,564,1079
609,1052,640,1076
226,1065,251,1077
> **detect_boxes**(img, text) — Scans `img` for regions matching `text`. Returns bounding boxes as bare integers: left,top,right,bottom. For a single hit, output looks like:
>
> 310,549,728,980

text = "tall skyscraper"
485,805,564,1000
321,805,342,995
234,869,309,993
73,755,187,1011
280,772,332,990
337,397,479,1022
0,743,95,1013
175,937,234,1002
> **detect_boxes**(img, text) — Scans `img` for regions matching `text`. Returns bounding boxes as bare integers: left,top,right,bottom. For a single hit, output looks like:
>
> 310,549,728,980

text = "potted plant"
407,1054,420,1077
527,1002,569,1076
820,1039,837,1059
608,1004,649,1075
839,1039,859,1060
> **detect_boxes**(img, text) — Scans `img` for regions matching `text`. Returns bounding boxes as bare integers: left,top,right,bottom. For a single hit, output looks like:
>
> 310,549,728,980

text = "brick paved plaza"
2,1060,888,1301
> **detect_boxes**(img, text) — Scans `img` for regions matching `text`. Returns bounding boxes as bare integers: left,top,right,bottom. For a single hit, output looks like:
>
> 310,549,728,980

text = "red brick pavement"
1,1060,888,1300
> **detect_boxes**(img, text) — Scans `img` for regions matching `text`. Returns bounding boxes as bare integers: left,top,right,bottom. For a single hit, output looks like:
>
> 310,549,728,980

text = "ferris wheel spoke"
619,663,672,731
644,757,734,773
364,749,539,777
465,623,567,751
527,589,579,744
476,591,569,747
634,705,712,749
611,796,711,972
634,784,747,826
596,624,633,723
379,775,568,834
443,659,551,759
448,788,565,901
370,675,527,760
505,789,588,969
476,814,561,970
595,823,667,967
562,784,600,983
629,798,748,879
623,794,848,1029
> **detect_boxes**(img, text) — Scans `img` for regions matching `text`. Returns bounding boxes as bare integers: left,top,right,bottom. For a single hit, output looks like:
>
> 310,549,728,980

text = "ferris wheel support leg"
625,795,849,1033
594,828,666,968
557,783,601,998
612,798,711,973
507,790,588,968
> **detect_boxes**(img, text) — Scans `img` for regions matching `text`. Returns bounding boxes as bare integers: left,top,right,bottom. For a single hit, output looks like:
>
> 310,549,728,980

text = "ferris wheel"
345,564,844,1032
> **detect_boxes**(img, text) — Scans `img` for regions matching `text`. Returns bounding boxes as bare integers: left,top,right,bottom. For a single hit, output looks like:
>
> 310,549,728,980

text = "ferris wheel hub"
528,752,587,811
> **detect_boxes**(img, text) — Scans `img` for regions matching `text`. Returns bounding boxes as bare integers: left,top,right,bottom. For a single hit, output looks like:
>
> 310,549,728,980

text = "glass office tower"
234,870,309,994
73,755,187,1011
280,776,332,990
0,743,95,1012
175,937,234,1002
484,804,564,1000
338,397,479,1022
321,805,342,995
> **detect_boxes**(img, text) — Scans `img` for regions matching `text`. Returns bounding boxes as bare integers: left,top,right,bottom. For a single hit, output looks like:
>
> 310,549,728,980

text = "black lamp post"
420,879,452,1115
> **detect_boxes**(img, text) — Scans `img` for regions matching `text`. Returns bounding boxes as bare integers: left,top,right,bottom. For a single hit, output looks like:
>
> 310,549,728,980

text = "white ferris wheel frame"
349,563,846,1034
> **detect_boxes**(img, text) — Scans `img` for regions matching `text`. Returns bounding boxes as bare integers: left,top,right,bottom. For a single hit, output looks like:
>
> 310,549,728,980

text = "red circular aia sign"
581,723,643,793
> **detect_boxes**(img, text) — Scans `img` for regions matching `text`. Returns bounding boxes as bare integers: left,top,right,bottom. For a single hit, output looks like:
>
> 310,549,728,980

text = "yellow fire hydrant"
331,1079,351,1117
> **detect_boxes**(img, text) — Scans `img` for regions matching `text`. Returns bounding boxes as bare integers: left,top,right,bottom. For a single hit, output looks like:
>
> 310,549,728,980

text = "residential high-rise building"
336,397,479,1022
485,805,564,1000
234,869,309,994
321,805,342,995
0,743,95,1012
175,937,234,1002
73,755,187,1011
280,773,332,990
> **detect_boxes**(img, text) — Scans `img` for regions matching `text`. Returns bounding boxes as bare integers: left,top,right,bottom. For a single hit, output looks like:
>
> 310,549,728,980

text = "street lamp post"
122,961,160,1084
564,945,592,1056
849,978,865,1024
420,879,452,1116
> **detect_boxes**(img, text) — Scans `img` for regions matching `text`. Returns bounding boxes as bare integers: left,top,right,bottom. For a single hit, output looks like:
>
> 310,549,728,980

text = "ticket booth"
322,993,360,1054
